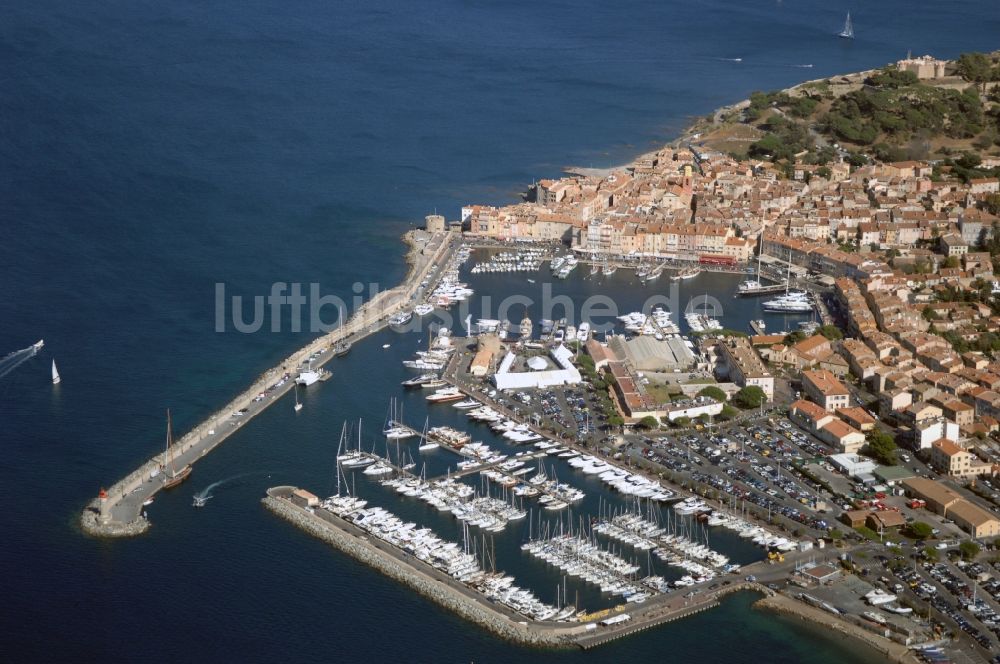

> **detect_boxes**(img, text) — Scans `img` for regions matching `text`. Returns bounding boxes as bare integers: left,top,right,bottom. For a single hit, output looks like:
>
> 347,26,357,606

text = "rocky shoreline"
262,492,578,649
754,593,919,664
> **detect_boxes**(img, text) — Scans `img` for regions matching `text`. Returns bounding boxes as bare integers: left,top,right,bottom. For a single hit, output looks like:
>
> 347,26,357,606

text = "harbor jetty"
264,485,777,650
81,230,456,537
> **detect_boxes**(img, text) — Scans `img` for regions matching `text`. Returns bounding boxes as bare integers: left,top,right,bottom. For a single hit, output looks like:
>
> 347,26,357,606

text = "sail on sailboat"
162,409,192,489
839,12,854,39
51,359,61,384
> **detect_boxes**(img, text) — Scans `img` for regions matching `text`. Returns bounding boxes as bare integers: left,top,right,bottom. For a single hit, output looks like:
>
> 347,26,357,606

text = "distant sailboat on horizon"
839,12,854,39
51,359,61,385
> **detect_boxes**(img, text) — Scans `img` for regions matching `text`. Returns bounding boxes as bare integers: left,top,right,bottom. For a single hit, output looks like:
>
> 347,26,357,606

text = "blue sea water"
1,1,999,661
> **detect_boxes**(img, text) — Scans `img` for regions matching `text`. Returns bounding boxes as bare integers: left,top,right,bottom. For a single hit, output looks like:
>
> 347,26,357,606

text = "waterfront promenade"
81,230,456,537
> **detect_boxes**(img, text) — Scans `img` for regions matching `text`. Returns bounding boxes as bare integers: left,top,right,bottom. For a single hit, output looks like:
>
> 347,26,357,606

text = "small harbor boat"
389,311,413,326
297,365,328,386
426,387,465,403
402,373,437,388
420,378,449,389
675,266,701,280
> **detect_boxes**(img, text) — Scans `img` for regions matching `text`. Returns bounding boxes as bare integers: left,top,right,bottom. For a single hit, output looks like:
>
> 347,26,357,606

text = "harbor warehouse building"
608,335,695,372
493,344,582,391
902,478,1000,538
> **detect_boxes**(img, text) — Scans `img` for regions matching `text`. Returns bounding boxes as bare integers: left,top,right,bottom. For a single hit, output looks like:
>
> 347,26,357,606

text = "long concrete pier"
81,230,457,537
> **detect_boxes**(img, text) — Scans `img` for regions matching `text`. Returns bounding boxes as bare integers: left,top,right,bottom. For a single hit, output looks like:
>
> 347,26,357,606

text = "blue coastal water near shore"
2,1,1000,661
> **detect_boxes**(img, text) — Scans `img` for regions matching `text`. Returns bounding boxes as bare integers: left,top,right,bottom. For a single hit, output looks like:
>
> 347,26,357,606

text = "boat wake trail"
715,57,743,63
0,342,42,382
192,471,272,507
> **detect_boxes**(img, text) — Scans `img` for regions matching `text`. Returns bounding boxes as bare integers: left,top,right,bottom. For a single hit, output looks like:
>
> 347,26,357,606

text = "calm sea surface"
2,1,999,661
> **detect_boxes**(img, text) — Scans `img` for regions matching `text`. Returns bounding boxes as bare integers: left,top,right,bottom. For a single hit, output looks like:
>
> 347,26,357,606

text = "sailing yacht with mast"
738,233,767,294
839,12,854,39
162,410,192,489
294,386,303,412
51,359,61,384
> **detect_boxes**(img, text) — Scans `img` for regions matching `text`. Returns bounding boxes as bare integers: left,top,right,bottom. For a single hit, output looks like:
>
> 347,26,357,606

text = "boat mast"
165,409,174,476
756,232,763,283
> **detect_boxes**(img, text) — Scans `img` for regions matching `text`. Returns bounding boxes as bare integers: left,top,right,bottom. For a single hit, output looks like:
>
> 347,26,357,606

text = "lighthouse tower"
98,487,110,524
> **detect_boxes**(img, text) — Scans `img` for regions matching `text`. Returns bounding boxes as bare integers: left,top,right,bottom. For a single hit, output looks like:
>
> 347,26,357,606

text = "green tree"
674,416,691,427
829,528,844,541
733,386,767,409
637,415,659,430
719,404,739,420
864,429,898,466
783,330,807,345
868,67,919,89
943,255,960,269
959,540,981,561
956,52,993,90
697,386,728,402
982,193,1000,216
607,414,624,427
908,521,933,540
819,325,843,341
923,545,939,562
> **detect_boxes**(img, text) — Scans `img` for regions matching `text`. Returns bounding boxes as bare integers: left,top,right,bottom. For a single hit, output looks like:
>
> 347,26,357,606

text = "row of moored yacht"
379,477,525,532
707,512,799,552
469,249,545,274
567,456,675,501
521,534,650,603
322,495,569,621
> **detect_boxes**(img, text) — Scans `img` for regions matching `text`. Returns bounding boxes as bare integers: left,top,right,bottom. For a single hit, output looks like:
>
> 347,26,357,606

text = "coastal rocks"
80,511,150,537
262,493,577,649
753,593,916,664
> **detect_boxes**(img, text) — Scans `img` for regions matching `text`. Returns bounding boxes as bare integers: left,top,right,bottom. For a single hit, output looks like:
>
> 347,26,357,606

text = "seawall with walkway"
80,231,455,537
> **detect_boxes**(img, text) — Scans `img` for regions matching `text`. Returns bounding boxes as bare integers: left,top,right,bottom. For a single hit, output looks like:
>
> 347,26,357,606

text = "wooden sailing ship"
162,409,192,489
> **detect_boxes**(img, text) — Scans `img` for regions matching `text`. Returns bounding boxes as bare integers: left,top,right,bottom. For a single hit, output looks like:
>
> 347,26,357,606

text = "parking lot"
632,417,838,537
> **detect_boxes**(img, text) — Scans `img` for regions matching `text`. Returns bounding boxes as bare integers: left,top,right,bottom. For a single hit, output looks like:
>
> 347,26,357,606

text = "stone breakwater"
81,230,453,538
754,593,918,664
262,492,578,649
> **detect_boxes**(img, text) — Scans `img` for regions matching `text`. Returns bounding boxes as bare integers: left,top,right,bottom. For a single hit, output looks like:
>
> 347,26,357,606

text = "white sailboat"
294,386,303,412
839,12,854,39
51,359,61,385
